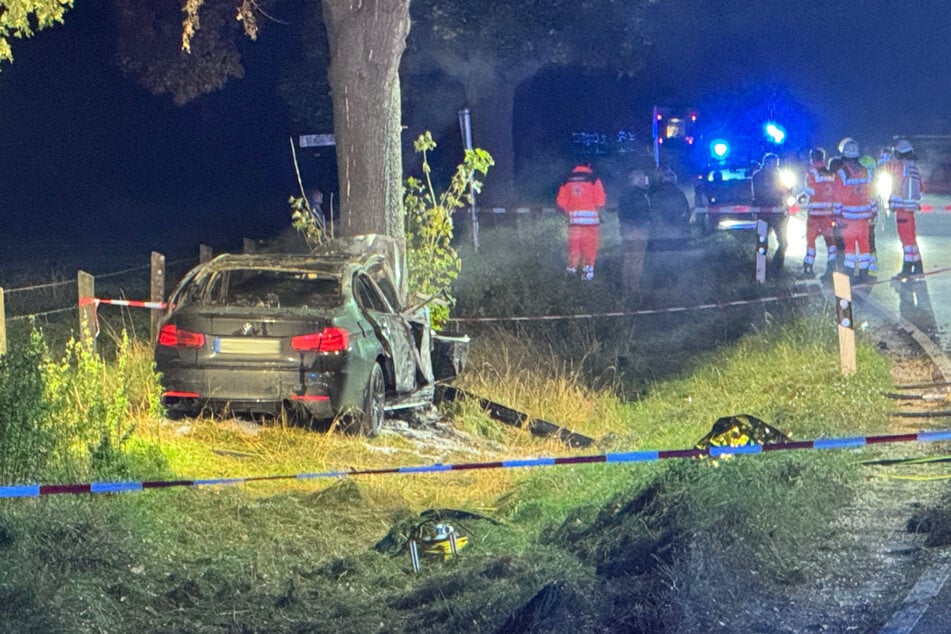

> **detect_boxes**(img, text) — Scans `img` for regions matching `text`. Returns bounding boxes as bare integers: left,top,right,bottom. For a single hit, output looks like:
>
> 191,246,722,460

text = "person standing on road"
617,169,652,295
884,139,924,280
751,153,791,273
833,138,878,283
556,163,607,281
828,153,847,271
800,148,838,281
860,154,881,278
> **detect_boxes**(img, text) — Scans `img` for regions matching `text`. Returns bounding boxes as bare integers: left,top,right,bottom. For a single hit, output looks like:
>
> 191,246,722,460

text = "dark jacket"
751,166,787,208
650,182,691,226
617,186,652,227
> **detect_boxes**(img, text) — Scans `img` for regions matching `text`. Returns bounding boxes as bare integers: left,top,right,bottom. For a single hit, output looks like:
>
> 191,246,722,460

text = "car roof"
203,253,353,275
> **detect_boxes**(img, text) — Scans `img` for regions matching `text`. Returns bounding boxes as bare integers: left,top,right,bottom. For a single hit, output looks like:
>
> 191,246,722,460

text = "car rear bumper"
160,366,341,419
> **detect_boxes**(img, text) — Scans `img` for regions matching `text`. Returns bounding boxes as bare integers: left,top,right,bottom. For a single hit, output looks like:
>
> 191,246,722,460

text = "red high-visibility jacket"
886,159,922,211
556,166,606,226
803,165,837,216
834,160,877,220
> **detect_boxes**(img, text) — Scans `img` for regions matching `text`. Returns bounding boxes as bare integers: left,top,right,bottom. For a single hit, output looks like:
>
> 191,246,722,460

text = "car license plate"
214,337,280,355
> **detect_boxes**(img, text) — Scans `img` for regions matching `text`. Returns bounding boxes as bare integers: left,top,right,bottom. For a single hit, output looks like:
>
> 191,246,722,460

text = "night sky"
1,0,949,257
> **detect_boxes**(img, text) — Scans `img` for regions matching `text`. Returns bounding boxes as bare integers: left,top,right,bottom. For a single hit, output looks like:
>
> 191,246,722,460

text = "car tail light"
164,390,200,398
158,324,206,349
291,327,350,352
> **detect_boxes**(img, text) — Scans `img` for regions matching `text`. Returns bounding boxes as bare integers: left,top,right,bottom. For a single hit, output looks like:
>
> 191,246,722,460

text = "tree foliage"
114,0,256,105
0,0,73,66
404,132,492,328
408,0,656,77
402,0,656,202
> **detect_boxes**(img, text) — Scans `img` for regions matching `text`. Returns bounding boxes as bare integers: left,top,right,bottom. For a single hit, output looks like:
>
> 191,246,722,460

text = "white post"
756,219,768,283
833,271,856,376
458,108,480,252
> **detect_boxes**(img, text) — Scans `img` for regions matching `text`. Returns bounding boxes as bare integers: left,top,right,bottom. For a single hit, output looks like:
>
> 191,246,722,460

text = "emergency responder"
751,153,791,272
885,139,924,280
859,154,880,277
556,163,607,281
833,138,878,283
617,169,652,295
828,138,854,271
800,148,838,281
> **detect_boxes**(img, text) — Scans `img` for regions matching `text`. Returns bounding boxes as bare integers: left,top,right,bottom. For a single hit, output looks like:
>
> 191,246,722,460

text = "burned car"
155,235,464,435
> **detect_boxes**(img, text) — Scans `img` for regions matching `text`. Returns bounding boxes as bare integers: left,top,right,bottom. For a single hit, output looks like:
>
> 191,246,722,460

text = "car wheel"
341,363,385,437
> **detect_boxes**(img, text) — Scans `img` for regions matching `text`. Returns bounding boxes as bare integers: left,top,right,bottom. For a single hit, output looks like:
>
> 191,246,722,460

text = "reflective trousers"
804,215,836,266
567,224,600,270
896,210,921,262
838,217,871,271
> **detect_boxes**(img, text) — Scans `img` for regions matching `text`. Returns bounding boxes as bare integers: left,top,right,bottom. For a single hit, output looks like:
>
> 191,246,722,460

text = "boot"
856,269,871,285
892,261,913,282
911,259,925,280
798,264,815,280
582,265,595,281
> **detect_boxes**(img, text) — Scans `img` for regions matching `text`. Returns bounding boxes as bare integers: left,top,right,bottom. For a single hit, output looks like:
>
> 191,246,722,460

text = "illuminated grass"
0,230,907,632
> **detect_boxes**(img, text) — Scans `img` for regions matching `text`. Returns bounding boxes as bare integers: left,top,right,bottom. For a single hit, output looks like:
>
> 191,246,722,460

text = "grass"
0,221,907,632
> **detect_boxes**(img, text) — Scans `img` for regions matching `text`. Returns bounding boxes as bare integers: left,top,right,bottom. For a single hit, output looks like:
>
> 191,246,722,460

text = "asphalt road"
839,194,951,634
785,193,951,348
864,194,951,350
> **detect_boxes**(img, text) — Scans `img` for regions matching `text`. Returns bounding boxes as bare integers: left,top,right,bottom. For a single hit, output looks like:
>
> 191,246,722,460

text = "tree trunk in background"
468,80,517,206
323,0,410,239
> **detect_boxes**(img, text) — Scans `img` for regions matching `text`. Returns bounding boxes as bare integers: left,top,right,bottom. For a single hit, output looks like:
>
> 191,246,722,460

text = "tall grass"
0,326,166,485
0,223,909,632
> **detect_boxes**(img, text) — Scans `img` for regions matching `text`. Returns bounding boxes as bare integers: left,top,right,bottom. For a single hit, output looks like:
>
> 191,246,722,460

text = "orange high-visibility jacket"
803,166,837,216
556,165,607,226
834,161,877,220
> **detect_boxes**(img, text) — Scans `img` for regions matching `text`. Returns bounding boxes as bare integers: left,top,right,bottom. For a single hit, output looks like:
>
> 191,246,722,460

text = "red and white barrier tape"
79,297,166,310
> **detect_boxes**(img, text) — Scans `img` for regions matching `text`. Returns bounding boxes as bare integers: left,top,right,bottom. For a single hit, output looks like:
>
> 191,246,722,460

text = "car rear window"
185,269,343,309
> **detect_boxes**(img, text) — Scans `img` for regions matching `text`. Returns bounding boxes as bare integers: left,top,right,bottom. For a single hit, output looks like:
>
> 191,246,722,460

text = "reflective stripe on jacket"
835,161,878,220
804,167,837,216
557,165,607,224
888,160,922,211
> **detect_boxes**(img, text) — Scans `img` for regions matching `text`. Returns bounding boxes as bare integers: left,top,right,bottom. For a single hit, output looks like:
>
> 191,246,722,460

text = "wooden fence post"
833,271,856,376
78,270,96,353
199,244,213,263
0,287,6,356
150,252,165,343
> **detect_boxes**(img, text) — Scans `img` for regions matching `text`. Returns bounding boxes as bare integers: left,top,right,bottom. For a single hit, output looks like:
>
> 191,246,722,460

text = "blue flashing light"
710,139,730,160
764,122,786,144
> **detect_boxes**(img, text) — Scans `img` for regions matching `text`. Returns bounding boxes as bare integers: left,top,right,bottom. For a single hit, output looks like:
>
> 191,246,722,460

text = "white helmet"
838,137,856,155
895,139,915,154
841,139,860,159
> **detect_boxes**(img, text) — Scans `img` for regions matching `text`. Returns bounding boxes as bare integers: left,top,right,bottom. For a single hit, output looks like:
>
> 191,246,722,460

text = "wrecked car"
154,234,466,436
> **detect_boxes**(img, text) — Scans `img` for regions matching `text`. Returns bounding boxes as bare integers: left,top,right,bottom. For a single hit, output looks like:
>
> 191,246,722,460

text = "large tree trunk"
323,0,410,239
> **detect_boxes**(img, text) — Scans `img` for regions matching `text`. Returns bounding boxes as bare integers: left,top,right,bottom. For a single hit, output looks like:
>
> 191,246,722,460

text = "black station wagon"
155,235,463,436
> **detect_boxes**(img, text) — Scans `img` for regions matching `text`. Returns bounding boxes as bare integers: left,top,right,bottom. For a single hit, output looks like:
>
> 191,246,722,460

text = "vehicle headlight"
876,172,893,199
779,168,797,190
